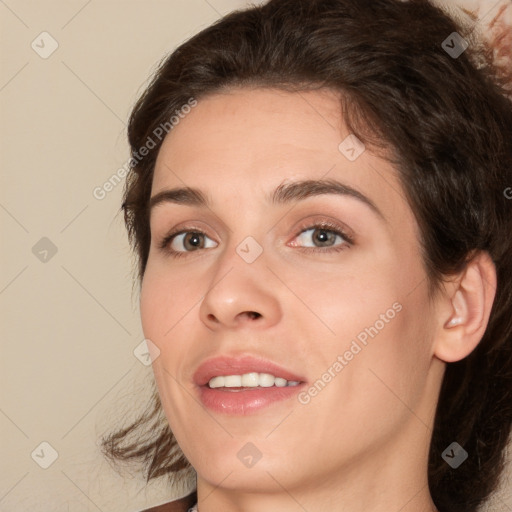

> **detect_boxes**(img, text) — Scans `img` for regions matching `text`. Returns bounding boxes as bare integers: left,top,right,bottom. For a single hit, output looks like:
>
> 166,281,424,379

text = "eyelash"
158,220,354,259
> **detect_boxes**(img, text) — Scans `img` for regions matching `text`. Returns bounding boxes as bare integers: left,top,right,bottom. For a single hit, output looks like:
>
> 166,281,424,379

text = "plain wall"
1,1,510,510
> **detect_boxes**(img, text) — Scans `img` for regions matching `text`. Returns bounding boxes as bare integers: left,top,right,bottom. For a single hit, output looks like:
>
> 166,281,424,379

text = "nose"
198,255,282,331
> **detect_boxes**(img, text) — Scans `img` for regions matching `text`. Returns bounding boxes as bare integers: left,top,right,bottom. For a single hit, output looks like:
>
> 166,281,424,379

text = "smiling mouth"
193,354,306,414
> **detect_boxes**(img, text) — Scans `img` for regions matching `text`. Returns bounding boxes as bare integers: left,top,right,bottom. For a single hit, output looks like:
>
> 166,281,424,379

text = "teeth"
223,375,242,387
208,372,300,389
208,376,225,388
241,372,259,387
259,373,275,387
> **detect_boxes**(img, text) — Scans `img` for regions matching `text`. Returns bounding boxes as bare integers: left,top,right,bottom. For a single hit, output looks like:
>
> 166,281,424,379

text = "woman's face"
140,88,445,499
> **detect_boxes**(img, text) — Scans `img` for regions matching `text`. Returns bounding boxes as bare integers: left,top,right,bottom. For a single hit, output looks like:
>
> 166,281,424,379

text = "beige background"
0,0,510,511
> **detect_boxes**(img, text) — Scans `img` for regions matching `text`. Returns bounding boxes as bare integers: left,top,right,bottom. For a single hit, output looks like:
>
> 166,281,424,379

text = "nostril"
247,311,261,319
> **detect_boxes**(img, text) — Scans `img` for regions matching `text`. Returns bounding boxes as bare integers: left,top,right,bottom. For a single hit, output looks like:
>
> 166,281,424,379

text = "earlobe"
435,252,497,363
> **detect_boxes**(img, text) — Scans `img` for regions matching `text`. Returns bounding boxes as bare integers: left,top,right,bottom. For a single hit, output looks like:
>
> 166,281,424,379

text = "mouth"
193,355,306,415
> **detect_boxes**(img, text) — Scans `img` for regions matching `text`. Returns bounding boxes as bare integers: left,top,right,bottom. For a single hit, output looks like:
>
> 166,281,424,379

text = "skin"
139,87,496,512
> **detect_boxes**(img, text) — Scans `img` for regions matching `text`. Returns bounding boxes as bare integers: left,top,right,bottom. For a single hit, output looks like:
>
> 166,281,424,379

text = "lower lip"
198,384,305,415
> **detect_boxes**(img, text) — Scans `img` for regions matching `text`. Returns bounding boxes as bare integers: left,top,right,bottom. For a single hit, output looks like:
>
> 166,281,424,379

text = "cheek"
285,248,409,341
139,259,202,340
139,260,208,396
295,242,433,392
322,278,434,430
139,265,199,431
297,299,434,456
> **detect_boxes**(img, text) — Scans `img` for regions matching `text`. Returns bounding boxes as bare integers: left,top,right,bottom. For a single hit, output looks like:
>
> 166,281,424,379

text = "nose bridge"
212,198,269,275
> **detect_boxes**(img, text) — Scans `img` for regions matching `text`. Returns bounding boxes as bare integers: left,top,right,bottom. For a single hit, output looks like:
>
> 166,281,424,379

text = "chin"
197,462,290,493
187,441,292,488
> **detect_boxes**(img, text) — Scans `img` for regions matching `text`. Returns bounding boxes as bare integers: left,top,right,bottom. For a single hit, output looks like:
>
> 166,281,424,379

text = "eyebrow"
149,178,385,220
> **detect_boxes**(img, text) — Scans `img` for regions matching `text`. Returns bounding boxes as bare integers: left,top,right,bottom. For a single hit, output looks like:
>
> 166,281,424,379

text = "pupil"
315,229,333,246
186,233,202,249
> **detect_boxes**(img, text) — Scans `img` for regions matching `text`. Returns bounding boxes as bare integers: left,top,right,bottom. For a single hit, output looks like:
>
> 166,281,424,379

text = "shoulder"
138,491,197,512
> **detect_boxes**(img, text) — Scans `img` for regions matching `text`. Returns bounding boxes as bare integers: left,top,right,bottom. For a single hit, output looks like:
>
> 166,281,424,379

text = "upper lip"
193,355,306,386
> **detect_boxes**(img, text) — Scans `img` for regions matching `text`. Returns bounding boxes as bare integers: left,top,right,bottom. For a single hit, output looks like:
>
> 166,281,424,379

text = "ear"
434,251,497,363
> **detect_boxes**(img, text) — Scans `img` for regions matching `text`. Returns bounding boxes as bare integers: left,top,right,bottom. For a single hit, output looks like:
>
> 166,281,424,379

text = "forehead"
151,87,409,222
153,88,346,186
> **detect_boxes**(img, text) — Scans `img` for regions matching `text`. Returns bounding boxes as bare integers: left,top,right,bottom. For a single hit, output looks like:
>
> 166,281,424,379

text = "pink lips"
193,355,306,415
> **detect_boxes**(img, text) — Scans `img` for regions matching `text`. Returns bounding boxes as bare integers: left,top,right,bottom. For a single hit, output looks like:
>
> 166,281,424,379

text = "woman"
101,0,512,510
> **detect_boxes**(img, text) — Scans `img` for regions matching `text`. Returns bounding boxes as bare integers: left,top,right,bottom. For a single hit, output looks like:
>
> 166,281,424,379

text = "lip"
193,355,305,386
193,355,306,415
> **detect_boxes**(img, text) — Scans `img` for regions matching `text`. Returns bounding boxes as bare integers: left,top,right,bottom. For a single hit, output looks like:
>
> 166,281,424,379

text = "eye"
290,221,353,253
158,229,217,258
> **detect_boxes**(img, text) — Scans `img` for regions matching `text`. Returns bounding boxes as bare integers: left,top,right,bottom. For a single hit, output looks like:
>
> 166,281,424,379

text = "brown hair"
101,1,512,510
